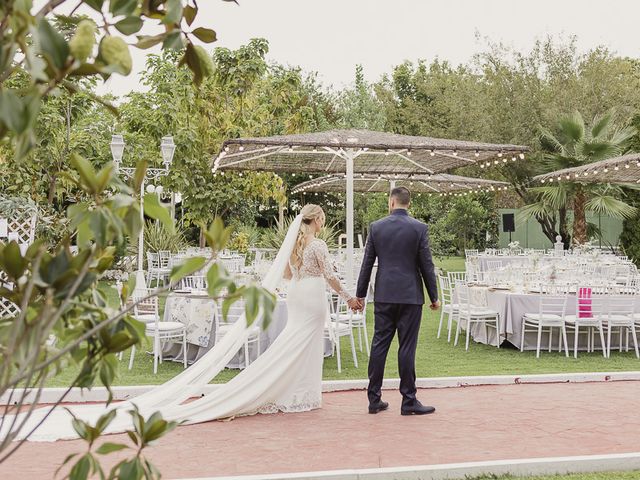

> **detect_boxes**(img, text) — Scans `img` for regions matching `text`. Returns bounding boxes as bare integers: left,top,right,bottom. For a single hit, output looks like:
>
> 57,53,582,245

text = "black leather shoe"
401,401,435,416
368,400,389,414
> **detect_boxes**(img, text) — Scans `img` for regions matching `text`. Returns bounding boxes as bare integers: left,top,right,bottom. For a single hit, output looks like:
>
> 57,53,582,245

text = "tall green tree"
117,40,339,242
522,112,636,245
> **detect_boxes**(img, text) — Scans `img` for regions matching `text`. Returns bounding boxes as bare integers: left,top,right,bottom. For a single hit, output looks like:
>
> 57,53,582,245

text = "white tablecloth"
162,292,334,367
458,286,638,351
162,293,288,367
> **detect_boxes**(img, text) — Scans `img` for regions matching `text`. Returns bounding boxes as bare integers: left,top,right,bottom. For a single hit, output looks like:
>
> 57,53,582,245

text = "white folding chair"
564,287,607,358
128,293,187,374
487,260,503,271
182,275,207,291
437,274,457,341
215,300,261,368
448,271,467,285
331,289,369,355
455,284,501,350
521,288,568,358
605,295,639,359
324,292,358,373
147,251,171,288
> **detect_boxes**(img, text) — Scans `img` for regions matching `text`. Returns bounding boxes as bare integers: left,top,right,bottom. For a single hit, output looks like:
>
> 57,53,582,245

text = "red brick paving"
1,381,640,479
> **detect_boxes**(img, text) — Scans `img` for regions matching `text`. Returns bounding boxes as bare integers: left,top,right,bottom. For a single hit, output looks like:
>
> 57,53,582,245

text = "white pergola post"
135,180,147,294
345,149,355,288
389,179,397,191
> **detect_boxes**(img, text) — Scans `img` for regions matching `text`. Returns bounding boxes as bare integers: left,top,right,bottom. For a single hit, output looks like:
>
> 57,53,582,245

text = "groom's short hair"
390,186,411,206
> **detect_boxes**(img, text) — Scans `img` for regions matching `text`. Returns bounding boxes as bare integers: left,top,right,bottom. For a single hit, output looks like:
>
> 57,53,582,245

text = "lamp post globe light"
110,134,175,292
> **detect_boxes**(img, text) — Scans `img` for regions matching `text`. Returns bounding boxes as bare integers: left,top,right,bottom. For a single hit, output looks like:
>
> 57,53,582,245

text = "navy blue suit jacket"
356,209,438,305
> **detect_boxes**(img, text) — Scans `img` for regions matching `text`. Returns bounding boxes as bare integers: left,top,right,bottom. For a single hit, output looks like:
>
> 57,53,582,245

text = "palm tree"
522,112,636,246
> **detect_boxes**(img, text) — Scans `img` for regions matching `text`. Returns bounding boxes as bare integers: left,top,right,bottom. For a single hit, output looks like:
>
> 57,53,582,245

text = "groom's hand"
429,301,440,311
347,298,361,311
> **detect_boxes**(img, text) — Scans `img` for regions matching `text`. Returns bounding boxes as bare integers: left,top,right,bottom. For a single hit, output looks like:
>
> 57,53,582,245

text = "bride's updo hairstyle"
291,204,325,270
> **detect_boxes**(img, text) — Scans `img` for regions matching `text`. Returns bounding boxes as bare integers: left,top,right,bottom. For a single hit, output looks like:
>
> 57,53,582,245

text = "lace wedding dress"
2,215,352,442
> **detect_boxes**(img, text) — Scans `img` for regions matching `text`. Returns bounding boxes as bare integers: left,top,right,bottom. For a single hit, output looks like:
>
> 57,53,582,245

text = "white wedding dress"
2,215,352,442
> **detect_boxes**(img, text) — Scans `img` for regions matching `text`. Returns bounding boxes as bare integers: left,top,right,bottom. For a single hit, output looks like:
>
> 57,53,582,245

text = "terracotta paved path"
2,381,640,479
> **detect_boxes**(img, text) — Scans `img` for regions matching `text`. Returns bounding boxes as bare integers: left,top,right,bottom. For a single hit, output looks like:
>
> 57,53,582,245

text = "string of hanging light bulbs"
211,146,527,174
539,159,640,184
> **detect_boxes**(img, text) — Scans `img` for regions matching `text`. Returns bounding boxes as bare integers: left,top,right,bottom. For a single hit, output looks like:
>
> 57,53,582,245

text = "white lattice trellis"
0,297,19,319
0,196,37,318
0,197,37,245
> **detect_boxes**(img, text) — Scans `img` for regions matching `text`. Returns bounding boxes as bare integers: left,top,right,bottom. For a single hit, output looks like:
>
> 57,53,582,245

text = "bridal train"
2,206,351,442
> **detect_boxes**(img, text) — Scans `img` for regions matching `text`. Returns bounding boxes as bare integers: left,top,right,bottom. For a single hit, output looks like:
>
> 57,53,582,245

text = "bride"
4,204,357,442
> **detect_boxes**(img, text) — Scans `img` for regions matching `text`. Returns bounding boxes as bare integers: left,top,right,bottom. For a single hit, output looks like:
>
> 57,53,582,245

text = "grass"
46,256,640,387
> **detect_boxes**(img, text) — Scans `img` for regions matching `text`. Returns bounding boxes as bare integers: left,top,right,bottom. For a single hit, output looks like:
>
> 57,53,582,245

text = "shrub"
260,216,339,249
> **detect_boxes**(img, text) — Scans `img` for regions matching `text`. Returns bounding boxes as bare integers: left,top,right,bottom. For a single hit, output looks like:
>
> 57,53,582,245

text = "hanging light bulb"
429,150,435,157
238,146,244,151
625,163,630,169
453,150,458,156
480,164,485,169
407,149,412,156
614,165,620,171
288,145,293,152
604,167,609,173
497,152,503,158
511,156,516,162
474,150,480,157
224,146,229,152
519,153,525,160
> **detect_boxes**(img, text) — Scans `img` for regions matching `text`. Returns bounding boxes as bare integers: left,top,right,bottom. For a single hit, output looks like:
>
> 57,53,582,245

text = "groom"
355,186,439,416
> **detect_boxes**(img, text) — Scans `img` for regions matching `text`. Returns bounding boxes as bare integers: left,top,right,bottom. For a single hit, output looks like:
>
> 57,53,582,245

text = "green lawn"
468,474,639,480
46,256,640,387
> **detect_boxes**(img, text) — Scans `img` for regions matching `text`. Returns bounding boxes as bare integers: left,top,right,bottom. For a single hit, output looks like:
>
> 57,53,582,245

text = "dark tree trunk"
559,207,571,249
47,175,56,203
572,186,588,245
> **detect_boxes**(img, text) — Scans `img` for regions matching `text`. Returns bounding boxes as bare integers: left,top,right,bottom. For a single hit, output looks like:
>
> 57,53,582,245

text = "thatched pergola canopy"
291,173,509,196
534,153,640,185
212,129,529,175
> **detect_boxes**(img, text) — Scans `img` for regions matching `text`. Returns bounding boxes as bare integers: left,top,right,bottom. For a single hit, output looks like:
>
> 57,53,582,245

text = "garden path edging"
3,371,640,405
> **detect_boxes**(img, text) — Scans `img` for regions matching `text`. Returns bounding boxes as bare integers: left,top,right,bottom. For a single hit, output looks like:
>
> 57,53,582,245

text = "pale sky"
92,0,640,97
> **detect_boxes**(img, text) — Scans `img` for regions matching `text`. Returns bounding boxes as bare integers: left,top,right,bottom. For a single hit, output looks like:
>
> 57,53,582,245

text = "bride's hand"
347,298,363,311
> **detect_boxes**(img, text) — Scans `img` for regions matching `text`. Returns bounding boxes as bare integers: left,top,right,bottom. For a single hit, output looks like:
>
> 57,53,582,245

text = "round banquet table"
457,286,640,351
161,292,334,368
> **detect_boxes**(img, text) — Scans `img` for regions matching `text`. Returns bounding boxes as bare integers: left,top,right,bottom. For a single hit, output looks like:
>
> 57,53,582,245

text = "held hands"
347,297,364,312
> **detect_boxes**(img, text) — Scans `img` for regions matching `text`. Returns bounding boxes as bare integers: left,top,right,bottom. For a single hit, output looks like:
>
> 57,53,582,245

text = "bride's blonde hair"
291,204,325,269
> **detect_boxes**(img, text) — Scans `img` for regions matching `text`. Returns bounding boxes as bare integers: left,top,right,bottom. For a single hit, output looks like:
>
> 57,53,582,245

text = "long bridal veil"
2,214,304,442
